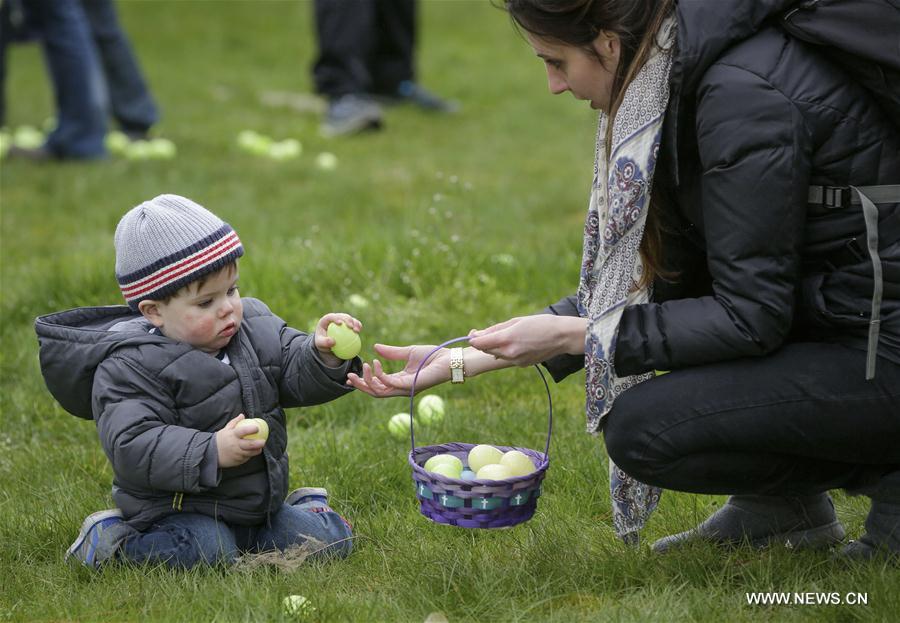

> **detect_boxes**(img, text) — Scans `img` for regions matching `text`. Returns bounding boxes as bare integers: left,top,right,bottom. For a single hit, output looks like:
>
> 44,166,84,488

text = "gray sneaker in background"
388,81,460,114
321,94,383,137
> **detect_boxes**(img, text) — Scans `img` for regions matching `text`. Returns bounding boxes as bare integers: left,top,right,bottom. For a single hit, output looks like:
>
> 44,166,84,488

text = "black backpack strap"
808,184,900,380
808,184,900,210
855,186,884,380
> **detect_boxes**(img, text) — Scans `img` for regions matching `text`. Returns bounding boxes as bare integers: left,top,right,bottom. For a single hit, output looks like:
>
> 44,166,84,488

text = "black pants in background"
604,342,900,496
312,0,415,98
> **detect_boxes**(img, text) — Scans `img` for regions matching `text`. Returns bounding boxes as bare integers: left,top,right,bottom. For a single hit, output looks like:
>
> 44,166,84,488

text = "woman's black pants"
603,342,900,496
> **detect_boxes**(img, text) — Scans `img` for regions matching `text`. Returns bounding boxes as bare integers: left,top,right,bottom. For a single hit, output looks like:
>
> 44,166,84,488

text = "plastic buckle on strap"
821,186,852,209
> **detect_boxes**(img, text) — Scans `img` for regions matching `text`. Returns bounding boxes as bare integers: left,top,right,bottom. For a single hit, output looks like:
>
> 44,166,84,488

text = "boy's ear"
138,300,165,328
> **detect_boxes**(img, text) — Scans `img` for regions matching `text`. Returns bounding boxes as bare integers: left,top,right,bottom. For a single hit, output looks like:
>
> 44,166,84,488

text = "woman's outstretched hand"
348,315,587,397
347,344,451,397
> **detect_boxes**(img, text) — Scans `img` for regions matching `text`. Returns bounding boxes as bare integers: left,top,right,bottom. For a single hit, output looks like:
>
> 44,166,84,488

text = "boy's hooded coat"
36,298,359,530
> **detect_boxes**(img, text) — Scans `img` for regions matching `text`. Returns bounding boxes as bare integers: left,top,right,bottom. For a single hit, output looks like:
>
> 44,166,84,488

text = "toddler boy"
36,194,360,569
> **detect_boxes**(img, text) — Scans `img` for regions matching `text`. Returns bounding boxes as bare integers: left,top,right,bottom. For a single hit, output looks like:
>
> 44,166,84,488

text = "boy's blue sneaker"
286,487,353,532
65,509,126,569
286,487,329,509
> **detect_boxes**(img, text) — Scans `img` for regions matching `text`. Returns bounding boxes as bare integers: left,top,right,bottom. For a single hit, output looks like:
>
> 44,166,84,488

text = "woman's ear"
592,30,621,65
138,300,165,328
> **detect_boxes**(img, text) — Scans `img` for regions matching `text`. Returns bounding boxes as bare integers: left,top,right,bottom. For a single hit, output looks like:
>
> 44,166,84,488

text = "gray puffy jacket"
35,298,359,530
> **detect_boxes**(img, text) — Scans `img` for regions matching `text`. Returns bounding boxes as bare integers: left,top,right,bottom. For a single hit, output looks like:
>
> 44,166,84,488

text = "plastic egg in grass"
13,125,44,149
149,138,176,159
124,140,153,160
105,131,130,154
417,394,445,425
388,413,412,439
283,595,316,617
499,450,534,477
347,293,369,309
423,453,462,475
267,138,301,160
236,130,271,155
467,444,503,473
315,151,338,170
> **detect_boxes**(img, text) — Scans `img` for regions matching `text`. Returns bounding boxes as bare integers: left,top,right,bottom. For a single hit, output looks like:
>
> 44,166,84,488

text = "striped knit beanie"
115,194,244,310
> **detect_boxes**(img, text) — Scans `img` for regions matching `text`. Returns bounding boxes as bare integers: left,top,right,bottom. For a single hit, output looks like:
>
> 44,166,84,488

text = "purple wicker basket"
408,337,553,529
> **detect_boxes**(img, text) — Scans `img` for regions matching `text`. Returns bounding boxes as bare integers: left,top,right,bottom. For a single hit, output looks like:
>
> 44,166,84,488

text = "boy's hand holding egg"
314,313,362,366
241,417,269,441
217,414,265,468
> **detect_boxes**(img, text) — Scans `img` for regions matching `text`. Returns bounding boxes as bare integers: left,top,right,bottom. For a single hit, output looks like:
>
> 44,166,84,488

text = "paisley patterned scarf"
576,15,676,543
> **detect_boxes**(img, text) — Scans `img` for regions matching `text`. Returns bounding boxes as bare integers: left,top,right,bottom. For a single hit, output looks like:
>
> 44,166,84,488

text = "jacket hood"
665,0,796,183
673,0,795,95
35,306,167,419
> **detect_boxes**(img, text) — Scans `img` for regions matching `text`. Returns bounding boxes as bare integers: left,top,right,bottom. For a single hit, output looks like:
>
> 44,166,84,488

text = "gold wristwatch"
449,347,465,384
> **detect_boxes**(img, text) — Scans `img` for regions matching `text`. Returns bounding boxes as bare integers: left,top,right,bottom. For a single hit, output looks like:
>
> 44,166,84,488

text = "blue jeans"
80,0,158,134
24,0,157,157
119,504,353,569
27,0,106,157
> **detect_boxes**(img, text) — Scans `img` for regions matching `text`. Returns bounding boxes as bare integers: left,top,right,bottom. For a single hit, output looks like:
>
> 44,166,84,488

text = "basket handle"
408,336,553,459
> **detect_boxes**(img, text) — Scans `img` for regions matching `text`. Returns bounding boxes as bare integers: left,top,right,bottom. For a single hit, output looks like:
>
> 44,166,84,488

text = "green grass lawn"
1,1,897,621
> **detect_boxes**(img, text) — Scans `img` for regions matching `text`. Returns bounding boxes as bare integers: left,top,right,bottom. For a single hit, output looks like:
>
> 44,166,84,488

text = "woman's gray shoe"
839,537,899,562
652,494,846,553
839,486,900,562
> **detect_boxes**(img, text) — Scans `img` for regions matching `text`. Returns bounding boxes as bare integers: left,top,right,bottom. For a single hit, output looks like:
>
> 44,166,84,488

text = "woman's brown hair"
503,0,676,287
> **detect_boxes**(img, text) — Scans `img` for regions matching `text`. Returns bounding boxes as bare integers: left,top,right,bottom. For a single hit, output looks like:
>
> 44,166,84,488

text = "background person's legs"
25,0,106,158
0,0,15,127
370,0,415,95
372,0,457,111
312,0,376,98
80,0,158,137
311,0,382,136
